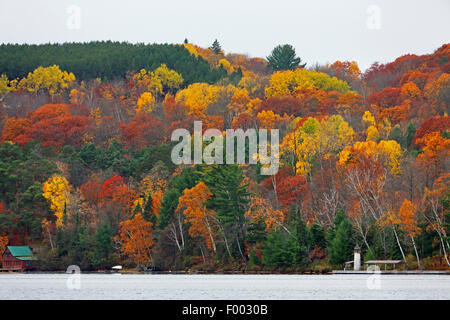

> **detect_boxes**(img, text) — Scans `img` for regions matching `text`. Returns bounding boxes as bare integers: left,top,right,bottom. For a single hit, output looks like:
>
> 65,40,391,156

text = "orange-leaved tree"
115,213,154,268
417,132,450,182
245,196,286,233
397,199,422,269
177,182,218,254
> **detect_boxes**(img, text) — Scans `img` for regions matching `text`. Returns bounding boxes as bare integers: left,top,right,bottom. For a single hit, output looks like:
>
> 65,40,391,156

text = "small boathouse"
1,246,36,271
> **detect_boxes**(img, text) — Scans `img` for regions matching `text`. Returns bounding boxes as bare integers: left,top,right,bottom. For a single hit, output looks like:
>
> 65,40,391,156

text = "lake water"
0,273,449,300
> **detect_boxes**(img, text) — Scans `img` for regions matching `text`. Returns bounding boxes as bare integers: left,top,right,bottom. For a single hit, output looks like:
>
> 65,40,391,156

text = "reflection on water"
0,274,449,300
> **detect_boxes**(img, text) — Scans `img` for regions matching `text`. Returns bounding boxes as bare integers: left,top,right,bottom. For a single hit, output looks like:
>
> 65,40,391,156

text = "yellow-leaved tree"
133,64,183,99
136,92,156,113
281,115,354,177
339,140,403,175
42,175,71,227
0,74,18,98
362,110,393,141
217,59,234,74
265,68,353,98
175,83,239,118
151,64,184,95
18,65,75,97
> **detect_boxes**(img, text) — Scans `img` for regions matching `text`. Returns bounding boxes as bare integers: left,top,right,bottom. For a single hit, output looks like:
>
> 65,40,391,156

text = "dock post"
354,244,361,271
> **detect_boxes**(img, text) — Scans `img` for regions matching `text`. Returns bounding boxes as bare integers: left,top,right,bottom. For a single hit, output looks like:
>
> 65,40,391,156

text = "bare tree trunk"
411,236,422,269
271,174,279,207
47,229,54,251
236,234,246,266
204,216,216,253
392,226,406,263
223,233,232,258
170,222,182,252
178,213,185,250
200,245,206,264
437,231,450,267
353,218,371,253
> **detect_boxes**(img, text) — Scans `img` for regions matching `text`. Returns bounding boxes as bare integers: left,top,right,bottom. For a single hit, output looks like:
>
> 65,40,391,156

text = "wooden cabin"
1,246,36,271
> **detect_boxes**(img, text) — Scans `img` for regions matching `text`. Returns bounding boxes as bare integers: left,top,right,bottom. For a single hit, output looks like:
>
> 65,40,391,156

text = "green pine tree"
132,202,143,218
143,194,157,225
93,222,115,268
326,209,346,248
267,44,306,71
309,223,326,249
262,207,309,268
210,39,222,55
202,165,249,261
328,213,354,265
406,122,417,148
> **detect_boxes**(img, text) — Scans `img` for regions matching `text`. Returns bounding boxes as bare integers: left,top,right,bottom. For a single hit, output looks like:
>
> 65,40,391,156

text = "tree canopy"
267,44,306,71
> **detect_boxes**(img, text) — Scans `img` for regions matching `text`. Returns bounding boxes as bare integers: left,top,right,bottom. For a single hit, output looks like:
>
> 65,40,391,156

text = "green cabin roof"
6,246,33,258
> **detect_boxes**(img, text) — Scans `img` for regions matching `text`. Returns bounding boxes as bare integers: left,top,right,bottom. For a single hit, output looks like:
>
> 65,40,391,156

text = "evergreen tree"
389,126,406,148
158,167,200,230
364,248,377,261
309,223,326,249
246,219,267,245
142,194,156,225
262,207,309,268
326,209,346,248
66,211,93,269
328,213,354,265
246,219,267,267
62,202,68,227
132,202,143,218
158,188,181,231
230,66,243,85
267,44,306,71
289,207,310,250
406,122,417,148
93,222,115,268
202,165,249,261
210,39,222,55
415,223,435,258
262,229,305,267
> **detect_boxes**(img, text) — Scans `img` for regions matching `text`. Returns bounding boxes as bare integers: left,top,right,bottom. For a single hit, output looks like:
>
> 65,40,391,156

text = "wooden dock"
0,268,25,273
333,270,450,275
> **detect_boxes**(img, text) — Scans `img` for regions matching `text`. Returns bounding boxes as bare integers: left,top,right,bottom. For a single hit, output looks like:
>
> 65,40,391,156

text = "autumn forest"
0,41,448,272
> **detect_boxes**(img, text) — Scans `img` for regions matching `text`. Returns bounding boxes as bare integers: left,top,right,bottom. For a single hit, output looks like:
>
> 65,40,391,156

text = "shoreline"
2,269,450,275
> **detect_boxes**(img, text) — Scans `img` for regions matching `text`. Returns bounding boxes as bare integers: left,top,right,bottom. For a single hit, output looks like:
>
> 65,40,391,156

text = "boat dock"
333,270,450,275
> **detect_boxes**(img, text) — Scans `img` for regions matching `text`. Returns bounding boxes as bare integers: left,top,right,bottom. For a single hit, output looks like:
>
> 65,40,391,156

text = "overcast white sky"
0,0,449,70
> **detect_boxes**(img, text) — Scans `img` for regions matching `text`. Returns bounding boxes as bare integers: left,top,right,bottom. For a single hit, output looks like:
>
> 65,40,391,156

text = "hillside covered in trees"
0,41,234,84
0,41,448,272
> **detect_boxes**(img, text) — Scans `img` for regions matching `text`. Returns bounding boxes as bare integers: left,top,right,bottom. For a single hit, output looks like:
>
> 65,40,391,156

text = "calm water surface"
0,273,449,300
